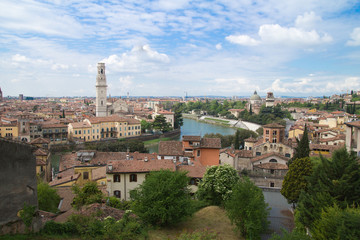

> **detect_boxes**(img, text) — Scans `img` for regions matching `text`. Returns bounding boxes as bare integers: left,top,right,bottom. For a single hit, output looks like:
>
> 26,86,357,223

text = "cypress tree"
290,124,310,165
234,130,240,150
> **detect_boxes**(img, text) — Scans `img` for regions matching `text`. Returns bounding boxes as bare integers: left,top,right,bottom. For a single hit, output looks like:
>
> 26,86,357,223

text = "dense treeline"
281,99,344,112
85,139,149,153
204,128,258,149
239,105,290,125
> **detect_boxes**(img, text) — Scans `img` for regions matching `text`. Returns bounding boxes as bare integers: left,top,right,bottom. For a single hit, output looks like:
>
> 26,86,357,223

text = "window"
273,130,277,135
75,130,77,134
285,153,291,158
269,159,278,163
88,130,90,134
113,174,120,182
266,130,269,134
130,174,137,182
83,172,89,180
197,150,200,157
270,169,275,174
272,138,277,143
270,182,275,187
190,178,197,185
114,190,121,198
256,152,261,156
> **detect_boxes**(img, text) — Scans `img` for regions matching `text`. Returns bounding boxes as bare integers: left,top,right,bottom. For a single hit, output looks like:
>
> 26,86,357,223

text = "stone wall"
0,138,38,227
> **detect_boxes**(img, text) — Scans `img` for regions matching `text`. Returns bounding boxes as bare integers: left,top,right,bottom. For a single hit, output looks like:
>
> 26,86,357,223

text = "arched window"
269,159,278,163
263,146,268,152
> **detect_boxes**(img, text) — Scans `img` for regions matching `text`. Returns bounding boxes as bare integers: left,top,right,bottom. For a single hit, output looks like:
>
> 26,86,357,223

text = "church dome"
250,91,261,101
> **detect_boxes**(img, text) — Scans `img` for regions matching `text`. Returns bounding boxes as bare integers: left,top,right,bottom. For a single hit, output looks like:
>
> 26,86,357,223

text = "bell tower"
96,63,107,117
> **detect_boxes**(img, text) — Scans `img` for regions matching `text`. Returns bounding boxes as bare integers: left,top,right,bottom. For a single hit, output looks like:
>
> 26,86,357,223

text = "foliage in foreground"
37,181,61,213
72,181,103,209
41,212,147,240
281,157,312,207
106,196,131,210
131,170,193,226
225,177,269,240
296,148,360,232
269,229,311,240
175,230,219,240
312,205,360,240
19,203,36,232
197,165,240,206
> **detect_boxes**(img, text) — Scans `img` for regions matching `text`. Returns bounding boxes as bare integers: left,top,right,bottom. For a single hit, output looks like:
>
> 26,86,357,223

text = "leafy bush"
269,229,311,240
19,203,36,232
37,181,61,213
106,196,131,210
41,220,78,235
71,181,103,209
131,170,193,226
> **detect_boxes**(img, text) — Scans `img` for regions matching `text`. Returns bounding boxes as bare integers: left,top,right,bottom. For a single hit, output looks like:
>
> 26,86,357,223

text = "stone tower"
96,63,107,117
266,92,275,107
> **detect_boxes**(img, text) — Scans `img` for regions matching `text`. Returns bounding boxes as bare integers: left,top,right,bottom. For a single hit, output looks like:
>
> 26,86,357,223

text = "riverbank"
182,113,261,131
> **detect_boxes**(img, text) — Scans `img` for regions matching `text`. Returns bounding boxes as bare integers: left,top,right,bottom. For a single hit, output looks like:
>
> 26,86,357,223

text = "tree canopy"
290,124,309,165
130,170,193,226
37,181,61,213
197,165,240,206
152,115,172,132
225,177,270,240
72,181,103,209
296,148,360,232
281,157,313,207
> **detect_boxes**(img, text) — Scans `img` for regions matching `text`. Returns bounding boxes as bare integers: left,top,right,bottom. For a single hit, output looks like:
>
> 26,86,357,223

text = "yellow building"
0,123,19,140
34,148,51,182
68,116,141,142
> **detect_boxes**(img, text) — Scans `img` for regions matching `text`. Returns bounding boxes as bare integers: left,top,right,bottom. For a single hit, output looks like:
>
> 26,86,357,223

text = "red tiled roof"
158,141,183,156
183,135,201,141
263,123,285,128
178,164,207,178
108,158,175,173
345,121,360,128
200,138,221,149
30,137,50,144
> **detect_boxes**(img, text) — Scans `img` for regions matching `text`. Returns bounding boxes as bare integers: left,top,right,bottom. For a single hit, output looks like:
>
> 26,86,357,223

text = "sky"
1,0,360,98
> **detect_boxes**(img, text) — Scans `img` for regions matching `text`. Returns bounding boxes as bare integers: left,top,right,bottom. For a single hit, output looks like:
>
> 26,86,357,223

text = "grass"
148,206,241,240
144,137,172,145
204,118,230,124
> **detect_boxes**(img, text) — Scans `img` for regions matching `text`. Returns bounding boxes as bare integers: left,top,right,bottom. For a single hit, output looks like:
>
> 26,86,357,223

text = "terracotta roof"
183,135,201,141
33,148,48,156
158,141,183,156
108,158,175,173
92,166,106,181
200,138,221,149
263,123,285,128
229,109,245,112
88,116,140,125
310,143,342,151
178,164,207,178
244,137,257,143
345,121,360,128
251,152,290,163
254,162,288,170
70,122,91,128
30,137,50,144
49,172,80,187
56,187,75,212
237,150,253,158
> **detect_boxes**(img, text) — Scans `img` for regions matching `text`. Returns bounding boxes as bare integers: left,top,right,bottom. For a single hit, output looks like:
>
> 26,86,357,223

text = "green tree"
225,177,269,239
140,119,152,132
131,170,193,226
152,115,171,132
174,110,183,129
290,125,309,165
281,157,312,208
197,165,240,206
72,181,103,209
37,181,61,213
312,205,360,240
234,130,240,150
296,148,360,230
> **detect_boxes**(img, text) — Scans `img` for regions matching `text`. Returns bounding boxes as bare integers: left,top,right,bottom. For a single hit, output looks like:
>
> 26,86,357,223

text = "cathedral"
95,63,133,117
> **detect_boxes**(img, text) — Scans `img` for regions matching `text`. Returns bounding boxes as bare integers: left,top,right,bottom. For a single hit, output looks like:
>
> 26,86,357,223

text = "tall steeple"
96,63,107,117
0,87,2,102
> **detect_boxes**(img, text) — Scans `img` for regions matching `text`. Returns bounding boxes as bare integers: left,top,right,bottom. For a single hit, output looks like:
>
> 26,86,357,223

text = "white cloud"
211,77,260,93
225,35,260,46
12,54,29,62
259,24,332,46
346,28,360,46
102,45,170,72
295,11,322,30
216,43,222,50
119,76,134,89
51,63,69,71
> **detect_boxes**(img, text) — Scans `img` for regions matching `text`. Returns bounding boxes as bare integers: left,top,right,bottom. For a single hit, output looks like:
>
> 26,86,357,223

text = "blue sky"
1,0,360,97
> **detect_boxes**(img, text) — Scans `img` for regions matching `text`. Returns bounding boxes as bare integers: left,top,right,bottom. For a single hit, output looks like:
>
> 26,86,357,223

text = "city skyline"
1,0,360,97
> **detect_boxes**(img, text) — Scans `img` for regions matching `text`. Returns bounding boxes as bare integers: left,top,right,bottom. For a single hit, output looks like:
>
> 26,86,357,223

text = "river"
146,118,237,153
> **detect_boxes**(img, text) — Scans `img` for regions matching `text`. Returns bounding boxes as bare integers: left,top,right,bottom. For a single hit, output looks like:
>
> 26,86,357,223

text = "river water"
146,117,293,237
146,118,237,153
